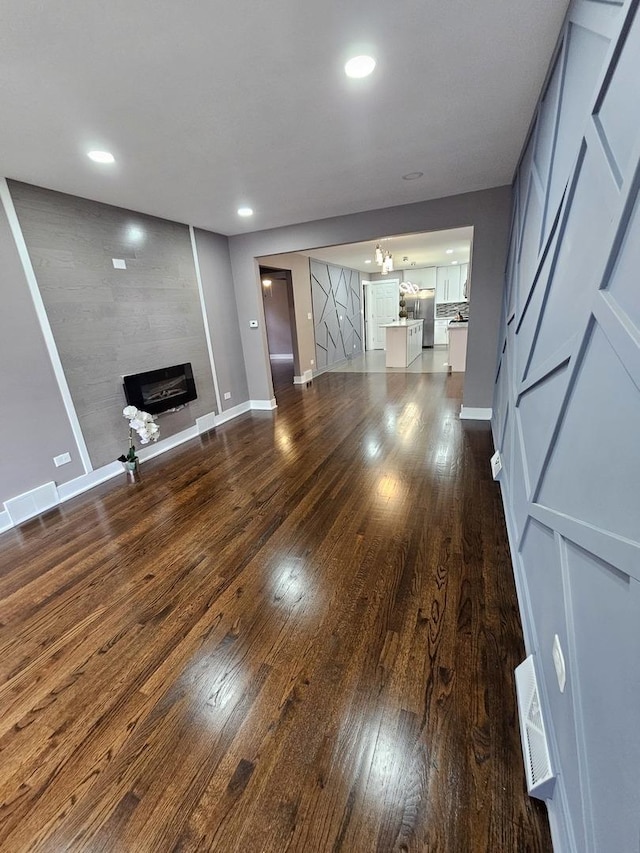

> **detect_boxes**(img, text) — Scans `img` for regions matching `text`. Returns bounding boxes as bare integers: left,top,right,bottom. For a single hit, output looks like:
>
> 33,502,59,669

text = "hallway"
0,370,550,852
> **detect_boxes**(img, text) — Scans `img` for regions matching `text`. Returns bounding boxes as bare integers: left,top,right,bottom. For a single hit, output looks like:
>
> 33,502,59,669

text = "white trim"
0,406,256,535
250,398,277,411
214,401,251,425
57,462,123,502
138,426,198,461
460,405,493,421
269,353,294,361
189,224,223,415
195,411,217,434
0,178,93,474
293,369,313,385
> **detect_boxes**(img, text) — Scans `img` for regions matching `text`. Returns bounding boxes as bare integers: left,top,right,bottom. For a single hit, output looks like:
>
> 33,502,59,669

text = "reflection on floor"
328,346,451,374
270,357,295,391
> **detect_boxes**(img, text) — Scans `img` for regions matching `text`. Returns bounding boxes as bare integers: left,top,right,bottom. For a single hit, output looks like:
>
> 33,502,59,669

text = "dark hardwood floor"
0,370,551,852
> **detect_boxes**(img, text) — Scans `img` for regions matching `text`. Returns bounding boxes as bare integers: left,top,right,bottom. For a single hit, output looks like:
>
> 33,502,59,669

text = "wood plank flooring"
0,370,552,852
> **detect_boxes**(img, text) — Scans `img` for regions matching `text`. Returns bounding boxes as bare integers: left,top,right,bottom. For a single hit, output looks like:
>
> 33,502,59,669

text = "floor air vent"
514,655,556,800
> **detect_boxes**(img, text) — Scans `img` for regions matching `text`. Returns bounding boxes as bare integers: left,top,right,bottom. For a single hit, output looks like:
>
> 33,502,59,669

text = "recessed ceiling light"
364,259,372,264
445,248,454,254
402,171,424,181
87,150,115,164
237,207,253,217
345,55,376,79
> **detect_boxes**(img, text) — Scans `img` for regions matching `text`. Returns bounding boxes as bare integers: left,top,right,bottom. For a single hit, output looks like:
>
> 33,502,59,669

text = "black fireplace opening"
123,363,197,415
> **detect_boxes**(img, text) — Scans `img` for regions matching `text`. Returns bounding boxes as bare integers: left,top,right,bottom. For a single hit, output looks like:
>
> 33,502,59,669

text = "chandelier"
374,243,393,274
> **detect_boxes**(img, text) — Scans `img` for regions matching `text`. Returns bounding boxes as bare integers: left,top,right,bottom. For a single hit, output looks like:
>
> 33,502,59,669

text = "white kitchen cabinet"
435,264,463,303
406,266,436,290
459,263,469,300
434,318,449,346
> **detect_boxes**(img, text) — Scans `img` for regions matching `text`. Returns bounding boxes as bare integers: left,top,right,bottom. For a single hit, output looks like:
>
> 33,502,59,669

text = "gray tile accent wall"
9,182,217,469
310,260,362,369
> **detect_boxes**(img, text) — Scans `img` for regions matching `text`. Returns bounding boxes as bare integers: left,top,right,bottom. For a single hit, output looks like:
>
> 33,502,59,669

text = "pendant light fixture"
374,243,384,265
382,251,394,273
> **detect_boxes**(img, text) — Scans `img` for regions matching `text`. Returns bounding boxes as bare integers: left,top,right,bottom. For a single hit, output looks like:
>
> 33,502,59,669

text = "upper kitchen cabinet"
406,266,437,289
436,264,464,302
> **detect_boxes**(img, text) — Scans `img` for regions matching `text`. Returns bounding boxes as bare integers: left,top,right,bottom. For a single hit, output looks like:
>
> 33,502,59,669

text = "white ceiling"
0,1,568,236
299,227,473,273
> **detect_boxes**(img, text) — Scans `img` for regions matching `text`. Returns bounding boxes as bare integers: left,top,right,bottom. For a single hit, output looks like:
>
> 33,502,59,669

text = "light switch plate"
490,450,503,480
112,258,126,269
54,452,71,467
224,391,231,400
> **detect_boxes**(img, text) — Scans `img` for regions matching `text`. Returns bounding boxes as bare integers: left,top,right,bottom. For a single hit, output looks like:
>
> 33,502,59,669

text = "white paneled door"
365,281,399,349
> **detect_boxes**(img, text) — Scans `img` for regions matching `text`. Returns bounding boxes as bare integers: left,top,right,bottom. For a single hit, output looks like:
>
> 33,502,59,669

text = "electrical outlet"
307,312,312,320
310,359,314,365
112,258,126,269
54,452,71,467
552,634,566,692
490,450,503,480
224,391,231,400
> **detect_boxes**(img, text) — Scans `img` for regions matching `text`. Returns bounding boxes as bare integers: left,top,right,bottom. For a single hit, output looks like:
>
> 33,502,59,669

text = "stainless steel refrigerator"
410,288,435,347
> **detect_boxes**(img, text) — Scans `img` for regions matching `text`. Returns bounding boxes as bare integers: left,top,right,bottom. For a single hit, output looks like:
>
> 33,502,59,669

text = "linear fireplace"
123,363,197,415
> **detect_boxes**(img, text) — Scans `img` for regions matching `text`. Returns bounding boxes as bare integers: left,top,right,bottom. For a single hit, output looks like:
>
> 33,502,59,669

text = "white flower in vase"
118,405,160,469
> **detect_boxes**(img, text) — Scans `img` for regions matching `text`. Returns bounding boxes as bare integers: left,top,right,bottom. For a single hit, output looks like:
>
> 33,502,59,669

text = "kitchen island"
381,320,424,368
448,321,468,371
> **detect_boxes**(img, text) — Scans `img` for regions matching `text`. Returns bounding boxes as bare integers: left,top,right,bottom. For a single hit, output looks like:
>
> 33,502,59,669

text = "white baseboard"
215,401,251,426
0,402,273,536
0,509,14,533
269,353,293,361
196,411,218,434
460,405,493,421
57,462,123,503
250,398,277,411
293,369,313,385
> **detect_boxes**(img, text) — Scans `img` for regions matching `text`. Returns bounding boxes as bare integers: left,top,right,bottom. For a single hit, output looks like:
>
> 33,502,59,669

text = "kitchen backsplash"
436,301,469,319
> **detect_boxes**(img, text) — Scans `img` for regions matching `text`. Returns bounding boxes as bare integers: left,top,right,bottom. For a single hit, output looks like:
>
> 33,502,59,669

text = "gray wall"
193,228,249,408
10,182,217,469
0,197,85,504
493,1,640,851
263,280,293,356
309,260,362,369
228,186,511,408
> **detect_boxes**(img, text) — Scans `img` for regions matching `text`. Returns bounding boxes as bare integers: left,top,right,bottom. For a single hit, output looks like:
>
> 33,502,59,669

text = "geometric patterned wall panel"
536,322,640,553
517,360,569,494
596,14,640,181
526,141,617,378
492,1,639,850
545,20,611,235
310,260,362,370
605,184,640,327
565,540,640,853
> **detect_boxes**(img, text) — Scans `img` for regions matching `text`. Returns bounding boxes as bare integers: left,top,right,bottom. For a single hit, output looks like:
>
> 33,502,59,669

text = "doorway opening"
259,266,300,392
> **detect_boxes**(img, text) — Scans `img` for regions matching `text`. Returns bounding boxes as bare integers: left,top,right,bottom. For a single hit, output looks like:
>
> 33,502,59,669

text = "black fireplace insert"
123,363,197,414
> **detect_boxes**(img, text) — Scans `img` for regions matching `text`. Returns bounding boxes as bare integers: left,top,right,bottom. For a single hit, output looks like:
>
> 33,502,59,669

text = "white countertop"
380,319,423,328
447,321,469,329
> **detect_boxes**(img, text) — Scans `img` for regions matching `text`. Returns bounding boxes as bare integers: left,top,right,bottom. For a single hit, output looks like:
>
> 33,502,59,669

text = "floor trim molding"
460,405,493,420
250,398,277,411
